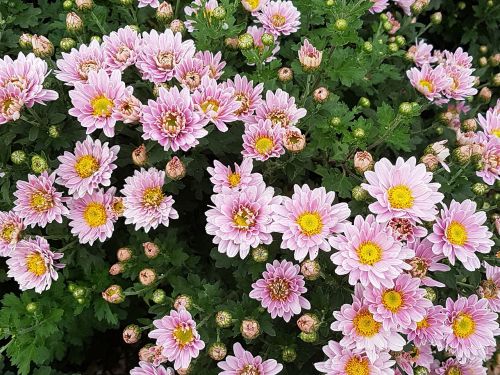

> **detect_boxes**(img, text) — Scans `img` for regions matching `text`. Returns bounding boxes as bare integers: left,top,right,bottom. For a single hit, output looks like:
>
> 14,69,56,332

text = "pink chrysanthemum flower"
330,214,413,289
0,84,23,124
434,358,487,375
242,119,285,161
385,217,427,243
192,77,239,132
207,158,264,193
385,11,400,34
121,168,178,232
102,26,141,72
138,0,160,8
407,64,452,102
314,340,395,375
194,51,226,80
428,199,494,271
55,136,119,198
242,0,268,13
402,305,451,347
68,69,128,137
478,109,500,139
67,189,116,245
444,47,474,69
174,56,209,91
256,0,301,37
254,89,307,128
205,182,281,258
443,295,499,362
361,157,444,223
247,26,281,64
136,29,195,83
249,259,310,321
476,137,500,185
223,74,264,120
13,172,69,228
130,362,174,375
217,342,283,375
331,285,406,362
369,0,389,14
6,236,64,293
56,40,105,85
141,86,208,151
393,0,415,15
298,39,322,71
443,65,477,101
479,262,500,312
272,184,350,262
149,309,205,370
0,211,24,257
364,273,432,330
406,238,451,288
407,40,437,67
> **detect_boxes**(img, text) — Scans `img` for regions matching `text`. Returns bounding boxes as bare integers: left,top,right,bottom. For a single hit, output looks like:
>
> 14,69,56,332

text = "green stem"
91,11,107,34
448,163,469,185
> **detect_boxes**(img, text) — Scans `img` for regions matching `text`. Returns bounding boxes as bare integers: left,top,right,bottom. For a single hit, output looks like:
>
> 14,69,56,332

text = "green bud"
383,21,393,32
299,331,318,343
493,73,500,87
68,283,77,292
325,0,335,5
48,125,60,138
472,182,489,196
457,1,466,10
435,126,444,135
479,56,488,67
362,41,373,53
414,366,429,375
261,33,274,47
76,297,86,304
411,102,420,112
19,33,33,49
388,43,399,53
334,19,348,31
252,246,269,263
26,302,38,313
128,25,140,33
238,33,254,50
282,347,297,362
483,202,491,210
72,287,86,299
215,310,232,328
379,13,388,22
60,37,76,52
399,102,413,115
395,35,406,47
487,0,494,7
353,128,365,139
63,0,73,10
152,289,166,304
479,45,488,55
424,287,437,302
11,150,27,165
212,6,226,19
330,116,342,127
90,35,102,43
352,186,368,201
31,155,48,174
430,12,442,25
208,342,227,361
358,97,371,108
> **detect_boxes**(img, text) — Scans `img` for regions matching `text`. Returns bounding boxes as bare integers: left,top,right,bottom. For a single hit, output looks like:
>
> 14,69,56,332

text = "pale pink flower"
478,108,500,139
138,0,160,7
194,51,226,80
444,47,474,69
207,158,263,193
242,119,285,161
443,65,477,101
407,64,452,102
247,26,280,64
102,26,141,72
369,0,389,13
130,362,174,375
56,40,105,85
406,238,451,288
385,217,427,243
113,91,142,124
407,40,437,67
394,344,433,375
402,305,451,347
217,342,283,375
241,0,268,13
256,0,301,37
476,137,500,185
253,88,307,128
478,262,500,312
298,39,322,71
0,84,23,124
434,358,487,375
0,211,24,257
223,74,264,120
393,0,415,15
174,56,209,91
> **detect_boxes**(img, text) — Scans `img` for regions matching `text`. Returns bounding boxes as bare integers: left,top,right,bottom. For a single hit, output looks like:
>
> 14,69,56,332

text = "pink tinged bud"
479,87,492,103
132,144,148,166
208,342,227,361
142,241,160,258
139,344,155,362
313,87,329,103
297,313,320,333
112,196,125,218
420,154,439,171
177,367,191,375
117,247,132,261
283,128,306,153
215,310,232,328
300,259,321,281
123,324,141,344
353,151,374,174
240,319,260,340
102,285,125,304
278,67,293,82
170,19,185,33
299,39,323,72
66,12,84,33
75,0,94,11
19,33,33,49
165,156,186,180
31,35,54,58
173,294,192,311
156,2,174,23
139,268,157,285
109,263,124,275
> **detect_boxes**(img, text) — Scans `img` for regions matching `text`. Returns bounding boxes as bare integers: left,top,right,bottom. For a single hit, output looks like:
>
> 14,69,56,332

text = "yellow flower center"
244,0,260,10
91,95,114,117
172,325,194,348
387,185,414,209
416,317,429,329
267,110,288,127
446,367,462,375
382,290,404,312
1,224,16,242
446,221,468,246
419,79,434,93
345,357,370,375
75,155,100,178
26,253,47,276
83,202,107,227
200,99,220,113
228,172,241,188
267,278,291,301
162,112,185,136
271,13,286,27
357,241,382,266
452,313,475,338
112,198,125,216
239,365,261,375
353,310,381,337
30,192,53,212
492,129,500,138
142,187,164,208
254,136,274,155
296,212,323,236
233,206,256,230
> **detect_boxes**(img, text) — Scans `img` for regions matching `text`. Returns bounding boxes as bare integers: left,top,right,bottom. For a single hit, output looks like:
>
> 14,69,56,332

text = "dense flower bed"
0,0,498,374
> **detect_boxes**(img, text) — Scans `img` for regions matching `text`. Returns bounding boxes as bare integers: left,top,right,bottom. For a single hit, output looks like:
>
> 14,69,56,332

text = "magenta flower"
272,184,350,262
13,172,69,228
478,108,500,139
254,89,307,128
141,86,208,152
138,0,160,8
149,309,205,370
330,214,413,289
385,217,428,243
406,238,451,288
130,362,173,375
136,29,195,83
428,199,494,271
443,295,499,362
256,0,301,37
68,69,128,137
205,182,281,258
434,358,487,375
174,56,209,91
0,211,24,257
407,40,437,67
102,26,141,72
247,26,281,64
56,40,105,85
55,136,119,198
250,260,310,321
217,342,283,375
407,64,452,102
476,137,500,185
223,74,263,120
6,236,64,293
479,262,500,312
242,119,285,161
402,305,451,347
121,168,178,232
194,50,226,80
369,0,389,13
0,84,23,124
361,157,444,223
207,158,263,193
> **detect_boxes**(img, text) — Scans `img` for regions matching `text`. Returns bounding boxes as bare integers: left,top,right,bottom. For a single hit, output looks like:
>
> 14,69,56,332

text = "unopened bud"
299,331,318,343
19,33,33,49
48,125,60,138
300,259,321,281
479,56,488,67
490,53,500,67
165,156,186,180
143,241,160,258
399,102,413,115
109,262,124,275
216,310,233,328
313,87,329,103
139,268,157,286
282,347,297,362
362,41,373,53
261,32,274,46
352,185,369,201
462,119,477,132
212,6,226,19
238,33,254,50
66,12,84,33
330,117,341,127
388,43,399,53
472,182,489,195
354,151,374,174
90,35,102,43
297,313,320,333
430,12,442,25
102,284,125,304
241,319,260,339
75,0,93,11
353,128,365,139
395,35,406,47
170,19,185,33
132,144,148,166
479,87,492,103
452,146,472,165
31,155,48,174
493,73,500,87
278,67,293,82
334,18,348,31
358,97,371,108
424,287,437,302
208,342,227,361
225,37,239,49
63,0,74,10
32,35,54,58
174,295,192,311
283,127,306,153
117,247,132,261
11,150,27,165
251,246,268,262
123,324,141,344
152,289,166,304
26,302,38,313
156,2,173,23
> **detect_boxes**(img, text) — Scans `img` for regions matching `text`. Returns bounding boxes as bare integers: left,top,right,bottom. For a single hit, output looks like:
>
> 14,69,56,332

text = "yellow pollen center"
271,13,286,27
353,310,381,337
245,0,260,10
452,313,476,338
416,317,429,329
267,278,291,301
142,187,164,208
162,112,184,136
75,155,100,178
254,136,274,155
83,202,107,227
228,172,241,188
296,212,323,236
382,290,404,312
200,99,220,113
419,79,434,93
30,192,53,212
492,129,500,138
1,224,16,242
446,367,462,375
233,206,255,229
387,185,414,209
345,357,370,375
446,221,468,246
26,253,47,276
357,241,382,266
91,95,114,117
172,325,194,347
112,199,124,216
239,365,261,375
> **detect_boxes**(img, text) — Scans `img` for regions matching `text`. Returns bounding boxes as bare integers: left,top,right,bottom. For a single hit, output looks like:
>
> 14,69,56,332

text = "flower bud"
225,37,239,49
117,247,132,261
479,45,488,55
90,35,102,43
495,217,500,236
215,310,233,328
152,289,166,304
388,43,399,53
26,302,38,313
238,33,254,50
334,18,348,31
156,2,173,23
143,241,160,258
462,118,477,132
283,128,306,153
278,67,293,82
457,1,466,10
19,33,33,49
299,331,317,343
75,0,94,11
424,287,437,302
313,87,329,103
212,6,226,19
31,155,49,174
330,116,341,127
102,285,125,304
63,0,74,10
123,324,141,344
132,144,148,166
490,53,500,67
383,21,393,32
109,262,124,275
430,12,442,25
280,347,296,363
208,342,227,361
139,268,157,286
414,366,429,375
399,102,413,116
66,12,84,33
174,295,192,311
48,125,60,138
240,319,260,340
362,41,373,53
59,37,76,52
297,313,320,333
165,156,186,180
354,151,374,174
251,246,268,262
479,87,492,103
177,367,191,375
420,154,439,172
493,73,500,87
73,286,86,298
260,32,274,47
472,182,489,195
138,344,154,362
479,56,488,67
11,150,27,165
358,97,370,108
300,259,321,281
170,19,185,33
352,185,368,201
119,0,134,5
452,146,472,165
353,128,365,139
395,35,406,47
32,35,54,58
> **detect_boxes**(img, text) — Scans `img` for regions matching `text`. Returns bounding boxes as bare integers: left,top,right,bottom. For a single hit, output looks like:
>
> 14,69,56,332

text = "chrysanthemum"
479,262,500,312
223,74,263,120
174,56,209,91
443,65,477,101
112,90,142,124
405,238,451,288
194,50,226,80
247,26,281,64
130,362,174,375
55,136,119,198
242,119,285,161
249,260,310,321
242,0,268,13
141,86,208,152
68,69,128,137
0,211,24,257
217,342,283,375
121,168,178,232
102,26,141,72
428,199,494,271
254,89,307,128
402,305,451,347
205,182,281,258
207,158,263,193
443,295,499,362
149,309,205,370
330,214,413,288
478,109,500,139
13,172,69,228
361,157,444,223
138,0,160,8
0,84,23,124
298,39,322,71
407,64,452,102
368,0,389,14
444,47,474,69
407,40,437,67
6,236,64,293
56,40,105,85
67,189,116,245
136,29,195,83
434,358,487,375
385,217,427,243
272,184,350,262
256,0,301,37
476,137,499,185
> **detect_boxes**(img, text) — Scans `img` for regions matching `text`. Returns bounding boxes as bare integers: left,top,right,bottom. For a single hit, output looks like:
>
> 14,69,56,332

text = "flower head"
369,0,389,14
443,65,477,101
256,0,301,37
102,26,141,72
385,217,427,243
254,88,307,128
0,84,24,124
194,50,226,80
242,119,285,161
402,305,451,347
223,74,263,120
0,211,24,257
130,362,174,375
434,358,487,375
247,26,281,64
298,39,322,71
56,40,105,85
478,108,500,140
407,64,452,102
407,40,437,67
479,261,500,312
476,137,499,185
405,238,451,287
138,0,160,8
207,158,264,193
217,342,283,375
